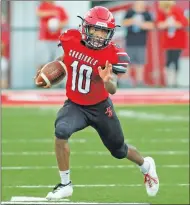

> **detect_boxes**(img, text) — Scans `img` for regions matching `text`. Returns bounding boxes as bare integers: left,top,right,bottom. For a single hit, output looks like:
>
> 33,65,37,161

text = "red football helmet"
78,6,118,49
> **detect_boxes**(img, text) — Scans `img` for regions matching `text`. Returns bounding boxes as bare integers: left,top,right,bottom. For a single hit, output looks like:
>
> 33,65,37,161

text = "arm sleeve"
112,48,130,74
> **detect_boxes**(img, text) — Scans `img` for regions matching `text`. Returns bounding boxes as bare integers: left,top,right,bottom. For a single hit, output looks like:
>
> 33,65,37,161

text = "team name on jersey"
69,49,99,66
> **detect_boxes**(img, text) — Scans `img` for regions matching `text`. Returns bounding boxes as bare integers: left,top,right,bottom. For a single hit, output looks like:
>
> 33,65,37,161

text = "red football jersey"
59,29,130,105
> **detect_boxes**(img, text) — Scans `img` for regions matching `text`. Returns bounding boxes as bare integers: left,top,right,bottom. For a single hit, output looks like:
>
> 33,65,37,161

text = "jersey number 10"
71,60,92,94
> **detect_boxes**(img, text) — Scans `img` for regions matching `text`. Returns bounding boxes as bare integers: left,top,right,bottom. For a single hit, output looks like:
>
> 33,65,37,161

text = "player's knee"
55,123,71,140
111,143,128,159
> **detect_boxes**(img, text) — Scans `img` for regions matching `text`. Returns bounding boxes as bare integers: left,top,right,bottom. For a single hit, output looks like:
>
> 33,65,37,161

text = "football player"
35,6,159,200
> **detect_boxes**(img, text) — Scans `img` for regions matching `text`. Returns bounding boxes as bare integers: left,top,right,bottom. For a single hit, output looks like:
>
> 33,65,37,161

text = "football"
36,61,67,87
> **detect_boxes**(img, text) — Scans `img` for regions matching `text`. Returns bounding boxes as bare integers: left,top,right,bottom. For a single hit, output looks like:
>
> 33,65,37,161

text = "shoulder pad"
59,29,82,42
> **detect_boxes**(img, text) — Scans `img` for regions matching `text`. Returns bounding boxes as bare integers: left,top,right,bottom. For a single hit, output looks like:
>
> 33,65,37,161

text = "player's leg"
91,98,144,162
165,49,173,87
172,49,182,87
91,98,159,196
135,46,146,87
46,99,89,200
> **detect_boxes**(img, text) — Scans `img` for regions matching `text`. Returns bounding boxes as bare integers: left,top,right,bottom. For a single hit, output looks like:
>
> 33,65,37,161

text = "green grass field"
2,105,189,204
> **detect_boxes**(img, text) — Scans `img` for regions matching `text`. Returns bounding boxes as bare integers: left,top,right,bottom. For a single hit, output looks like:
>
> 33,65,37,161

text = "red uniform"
157,5,188,49
37,2,68,41
59,29,130,105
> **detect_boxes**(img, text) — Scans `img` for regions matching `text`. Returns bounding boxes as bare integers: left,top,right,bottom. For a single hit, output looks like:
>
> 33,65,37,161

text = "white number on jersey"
71,61,92,94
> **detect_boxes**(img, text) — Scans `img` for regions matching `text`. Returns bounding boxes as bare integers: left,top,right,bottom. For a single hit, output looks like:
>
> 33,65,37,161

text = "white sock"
59,170,70,185
140,160,150,174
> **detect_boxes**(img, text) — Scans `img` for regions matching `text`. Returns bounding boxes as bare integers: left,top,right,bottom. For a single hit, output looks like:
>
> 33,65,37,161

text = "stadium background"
1,1,189,204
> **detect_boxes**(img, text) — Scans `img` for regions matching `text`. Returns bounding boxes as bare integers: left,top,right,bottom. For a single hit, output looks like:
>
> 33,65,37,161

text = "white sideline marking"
138,139,189,143
2,164,189,170
2,204,146,205
5,184,189,189
3,201,147,205
2,151,188,156
2,138,86,144
11,196,70,202
2,138,189,144
155,128,188,132
118,110,188,121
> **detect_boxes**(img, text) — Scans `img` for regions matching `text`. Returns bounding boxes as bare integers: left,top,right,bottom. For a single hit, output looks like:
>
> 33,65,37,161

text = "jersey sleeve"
112,48,130,74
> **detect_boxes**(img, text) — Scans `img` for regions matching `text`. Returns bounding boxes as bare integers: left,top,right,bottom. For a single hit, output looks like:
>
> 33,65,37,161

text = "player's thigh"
92,98,125,151
36,40,52,66
55,100,88,139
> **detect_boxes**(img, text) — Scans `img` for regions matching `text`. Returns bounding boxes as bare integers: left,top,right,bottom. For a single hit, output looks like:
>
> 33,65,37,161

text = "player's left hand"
98,61,113,83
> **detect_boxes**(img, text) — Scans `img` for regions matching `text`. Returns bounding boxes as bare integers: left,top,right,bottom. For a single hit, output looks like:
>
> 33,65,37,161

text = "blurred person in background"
36,0,68,72
1,14,10,89
122,1,154,87
157,1,188,88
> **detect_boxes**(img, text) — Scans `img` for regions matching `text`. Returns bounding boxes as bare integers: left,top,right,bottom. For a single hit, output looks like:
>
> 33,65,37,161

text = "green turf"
1,105,189,204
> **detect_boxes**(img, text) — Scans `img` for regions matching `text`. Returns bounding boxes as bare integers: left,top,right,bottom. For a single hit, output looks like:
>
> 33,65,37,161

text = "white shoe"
143,157,159,196
46,182,73,201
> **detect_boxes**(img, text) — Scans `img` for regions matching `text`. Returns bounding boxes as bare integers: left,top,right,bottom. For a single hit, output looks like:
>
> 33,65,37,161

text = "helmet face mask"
82,21,115,49
78,6,117,50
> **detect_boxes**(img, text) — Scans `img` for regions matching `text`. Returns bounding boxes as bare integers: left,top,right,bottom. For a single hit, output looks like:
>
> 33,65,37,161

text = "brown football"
36,61,67,86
